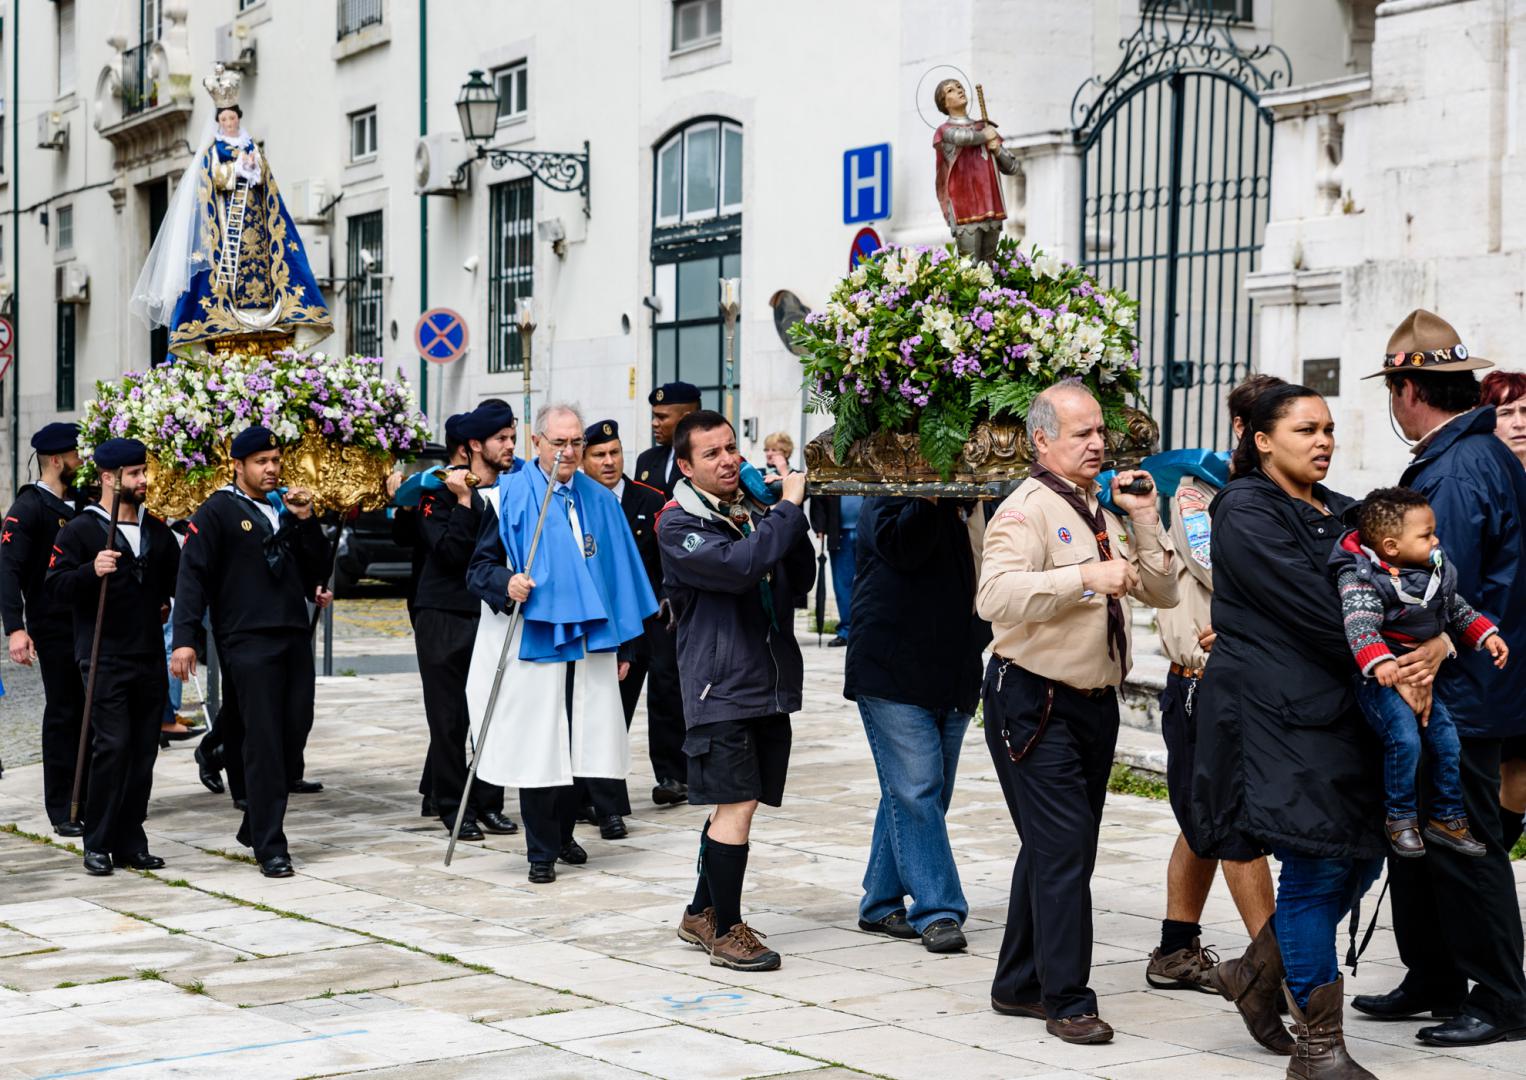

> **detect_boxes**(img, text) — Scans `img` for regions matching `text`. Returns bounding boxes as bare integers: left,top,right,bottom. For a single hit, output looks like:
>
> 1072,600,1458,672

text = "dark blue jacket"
1400,406,1526,738
657,485,816,728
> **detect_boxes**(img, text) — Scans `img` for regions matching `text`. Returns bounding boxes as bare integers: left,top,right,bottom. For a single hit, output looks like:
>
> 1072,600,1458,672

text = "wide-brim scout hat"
1364,308,1494,379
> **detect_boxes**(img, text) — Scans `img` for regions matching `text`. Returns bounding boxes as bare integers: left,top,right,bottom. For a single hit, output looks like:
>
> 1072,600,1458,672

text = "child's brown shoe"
1424,817,1487,857
1386,817,1425,858
710,923,781,971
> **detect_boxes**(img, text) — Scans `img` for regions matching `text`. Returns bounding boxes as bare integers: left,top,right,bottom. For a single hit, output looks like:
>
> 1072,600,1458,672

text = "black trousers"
225,629,313,862
80,654,165,858
645,616,687,786
37,632,87,826
1390,734,1526,1026
414,608,503,827
204,645,249,803
983,658,1118,1019
522,664,579,864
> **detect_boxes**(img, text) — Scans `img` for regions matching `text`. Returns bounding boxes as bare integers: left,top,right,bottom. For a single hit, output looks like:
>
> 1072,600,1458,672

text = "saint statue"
131,64,332,358
932,79,1019,264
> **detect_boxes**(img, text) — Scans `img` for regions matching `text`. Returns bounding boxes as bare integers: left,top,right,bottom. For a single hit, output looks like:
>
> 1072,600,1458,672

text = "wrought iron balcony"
337,0,384,40
121,42,158,117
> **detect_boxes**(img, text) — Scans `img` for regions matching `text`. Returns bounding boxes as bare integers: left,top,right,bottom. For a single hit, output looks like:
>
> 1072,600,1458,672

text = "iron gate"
1073,2,1290,450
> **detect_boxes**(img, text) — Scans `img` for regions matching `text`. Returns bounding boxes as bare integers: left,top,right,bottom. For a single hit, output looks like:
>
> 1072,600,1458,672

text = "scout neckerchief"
1030,462,1129,675
693,487,778,630
224,485,289,575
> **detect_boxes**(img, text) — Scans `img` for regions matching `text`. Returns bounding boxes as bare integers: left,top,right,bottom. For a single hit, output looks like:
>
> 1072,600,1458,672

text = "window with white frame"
56,206,73,251
655,119,742,227
57,0,76,96
141,0,164,41
237,0,263,10
671,0,721,52
493,60,528,123
349,107,377,162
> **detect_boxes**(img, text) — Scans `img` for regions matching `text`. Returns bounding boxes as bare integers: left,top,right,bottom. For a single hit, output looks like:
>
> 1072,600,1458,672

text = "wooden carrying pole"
68,469,124,825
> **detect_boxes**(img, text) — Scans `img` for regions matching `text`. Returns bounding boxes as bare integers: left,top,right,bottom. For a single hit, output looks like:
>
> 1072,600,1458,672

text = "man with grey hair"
467,401,657,884
976,381,1177,1043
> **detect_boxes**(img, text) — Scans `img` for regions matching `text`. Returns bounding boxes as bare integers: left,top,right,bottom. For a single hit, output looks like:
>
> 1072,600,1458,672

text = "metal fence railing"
122,42,158,117
337,0,384,40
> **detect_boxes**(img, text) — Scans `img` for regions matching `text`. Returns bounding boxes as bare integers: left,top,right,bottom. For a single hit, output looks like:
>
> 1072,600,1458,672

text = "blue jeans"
1354,678,1464,821
830,530,856,640
858,696,970,931
162,612,182,724
1274,851,1384,1008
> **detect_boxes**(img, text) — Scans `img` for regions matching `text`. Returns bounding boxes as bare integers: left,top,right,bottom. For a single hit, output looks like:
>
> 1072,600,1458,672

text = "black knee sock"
1501,806,1525,853
1160,918,1201,954
687,821,713,916
704,838,749,937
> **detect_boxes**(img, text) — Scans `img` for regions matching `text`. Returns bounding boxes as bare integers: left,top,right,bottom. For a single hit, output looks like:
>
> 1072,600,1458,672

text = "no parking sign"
415,308,468,364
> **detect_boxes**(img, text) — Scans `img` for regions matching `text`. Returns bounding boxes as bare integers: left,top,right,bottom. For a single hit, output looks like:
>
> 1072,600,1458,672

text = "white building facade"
1,0,1369,503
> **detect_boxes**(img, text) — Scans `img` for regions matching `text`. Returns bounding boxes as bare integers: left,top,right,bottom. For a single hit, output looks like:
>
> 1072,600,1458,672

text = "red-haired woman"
1480,370,1526,851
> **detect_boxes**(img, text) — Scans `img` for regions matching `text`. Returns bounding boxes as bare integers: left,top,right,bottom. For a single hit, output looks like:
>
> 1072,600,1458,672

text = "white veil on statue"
129,118,217,335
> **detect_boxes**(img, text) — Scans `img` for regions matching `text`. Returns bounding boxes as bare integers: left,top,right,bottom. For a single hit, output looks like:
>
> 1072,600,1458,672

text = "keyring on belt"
997,660,1055,765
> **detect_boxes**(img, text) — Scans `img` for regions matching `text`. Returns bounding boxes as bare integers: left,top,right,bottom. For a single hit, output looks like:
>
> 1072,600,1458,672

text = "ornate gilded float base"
202,332,297,363
803,406,1160,497
146,421,392,519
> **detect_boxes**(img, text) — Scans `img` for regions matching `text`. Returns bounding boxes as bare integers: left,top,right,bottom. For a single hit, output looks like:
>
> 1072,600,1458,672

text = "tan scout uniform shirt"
977,473,1178,690
1156,475,1216,671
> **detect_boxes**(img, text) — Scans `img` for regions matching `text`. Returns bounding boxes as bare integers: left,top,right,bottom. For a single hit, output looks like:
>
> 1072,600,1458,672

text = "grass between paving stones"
1108,763,1170,800
1,823,877,1078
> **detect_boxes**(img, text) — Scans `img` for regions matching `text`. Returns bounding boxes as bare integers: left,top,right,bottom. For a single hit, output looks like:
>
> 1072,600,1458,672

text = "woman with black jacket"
1191,385,1446,1078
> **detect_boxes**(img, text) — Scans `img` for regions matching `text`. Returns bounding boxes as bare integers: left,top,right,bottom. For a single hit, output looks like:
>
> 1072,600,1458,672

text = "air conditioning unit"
36,112,67,151
215,22,258,73
414,132,467,196
55,264,89,304
285,177,329,223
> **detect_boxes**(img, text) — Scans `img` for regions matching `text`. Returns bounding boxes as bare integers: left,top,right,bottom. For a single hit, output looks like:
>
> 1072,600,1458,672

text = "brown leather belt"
1169,662,1204,680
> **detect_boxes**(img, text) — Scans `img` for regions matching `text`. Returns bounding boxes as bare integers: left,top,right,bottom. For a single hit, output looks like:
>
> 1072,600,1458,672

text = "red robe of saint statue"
933,120,1008,228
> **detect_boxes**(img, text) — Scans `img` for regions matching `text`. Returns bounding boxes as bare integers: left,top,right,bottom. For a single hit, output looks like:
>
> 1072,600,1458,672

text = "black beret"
648,381,701,406
460,402,516,442
92,438,147,470
230,426,281,460
584,419,620,448
443,412,470,445
31,422,79,455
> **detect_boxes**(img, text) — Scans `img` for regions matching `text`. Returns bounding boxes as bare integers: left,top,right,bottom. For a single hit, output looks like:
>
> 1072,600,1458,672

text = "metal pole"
10,0,19,497
68,469,124,824
521,326,534,458
723,316,736,428
322,592,335,677
445,450,562,866
417,0,429,417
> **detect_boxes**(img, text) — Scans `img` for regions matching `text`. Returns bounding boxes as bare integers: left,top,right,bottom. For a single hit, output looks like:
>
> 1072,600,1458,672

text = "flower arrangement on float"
792,237,1151,486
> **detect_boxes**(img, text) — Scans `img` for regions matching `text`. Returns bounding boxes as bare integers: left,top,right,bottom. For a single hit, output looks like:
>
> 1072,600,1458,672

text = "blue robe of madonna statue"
162,127,332,354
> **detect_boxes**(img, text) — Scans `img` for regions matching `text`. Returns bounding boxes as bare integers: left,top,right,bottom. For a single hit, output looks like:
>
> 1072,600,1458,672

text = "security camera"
358,248,376,272
642,295,663,314
462,254,480,273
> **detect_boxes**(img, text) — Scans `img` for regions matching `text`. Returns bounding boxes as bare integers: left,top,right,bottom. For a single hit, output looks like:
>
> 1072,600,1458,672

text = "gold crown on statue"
203,63,241,110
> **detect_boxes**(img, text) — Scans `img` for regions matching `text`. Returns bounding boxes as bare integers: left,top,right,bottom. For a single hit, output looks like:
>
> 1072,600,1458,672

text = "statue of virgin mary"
130,64,332,357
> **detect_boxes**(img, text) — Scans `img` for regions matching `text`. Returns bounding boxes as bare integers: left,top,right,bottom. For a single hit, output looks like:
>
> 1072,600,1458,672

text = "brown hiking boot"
709,923,781,971
1045,1013,1114,1044
1285,976,1377,1079
1212,919,1295,1055
1386,816,1425,858
677,906,717,951
1425,816,1487,857
1146,937,1220,993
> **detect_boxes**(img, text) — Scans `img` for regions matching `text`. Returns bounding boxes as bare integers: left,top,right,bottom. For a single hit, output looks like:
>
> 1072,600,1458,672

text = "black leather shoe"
260,856,294,878
558,839,588,865
921,918,968,953
420,796,436,818
233,798,249,812
194,745,224,794
55,820,84,838
453,820,485,842
289,779,323,794
577,804,598,825
82,850,113,876
478,810,519,835
828,636,848,648
1352,986,1461,1021
528,861,556,884
1417,1013,1526,1046
599,815,628,840
857,910,920,940
652,779,688,806
119,852,165,871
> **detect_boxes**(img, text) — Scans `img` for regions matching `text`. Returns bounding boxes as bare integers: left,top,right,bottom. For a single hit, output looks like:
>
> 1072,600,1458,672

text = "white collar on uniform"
612,478,626,502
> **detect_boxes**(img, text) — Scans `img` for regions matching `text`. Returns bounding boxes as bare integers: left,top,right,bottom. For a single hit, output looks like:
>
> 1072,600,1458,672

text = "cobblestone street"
1,606,1524,1078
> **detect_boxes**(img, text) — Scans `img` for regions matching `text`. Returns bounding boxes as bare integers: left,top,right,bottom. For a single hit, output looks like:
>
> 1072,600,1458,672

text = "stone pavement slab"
1,616,1524,1078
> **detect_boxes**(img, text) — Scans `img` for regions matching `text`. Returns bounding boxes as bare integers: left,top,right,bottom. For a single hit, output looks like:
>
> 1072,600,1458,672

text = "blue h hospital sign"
842,144,892,225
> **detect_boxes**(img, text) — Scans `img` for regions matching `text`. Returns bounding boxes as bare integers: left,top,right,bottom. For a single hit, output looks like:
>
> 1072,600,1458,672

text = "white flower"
1032,252,1064,279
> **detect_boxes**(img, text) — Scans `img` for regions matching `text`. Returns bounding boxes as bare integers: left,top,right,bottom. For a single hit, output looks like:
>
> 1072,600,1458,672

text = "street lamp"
719,278,741,427
455,70,499,147
452,71,593,216
516,297,536,459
